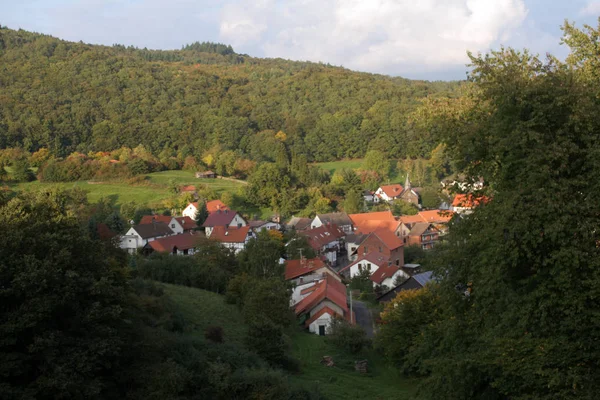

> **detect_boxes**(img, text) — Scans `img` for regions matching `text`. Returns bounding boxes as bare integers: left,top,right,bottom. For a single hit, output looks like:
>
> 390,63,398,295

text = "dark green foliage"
385,22,600,400
246,317,288,366
392,200,418,215
343,189,364,213
238,230,284,279
195,201,209,227
10,158,34,181
285,234,317,260
349,269,374,293
326,318,371,354
403,245,427,264
242,278,295,328
136,241,237,293
205,326,224,343
419,187,441,209
0,27,459,161
0,189,128,399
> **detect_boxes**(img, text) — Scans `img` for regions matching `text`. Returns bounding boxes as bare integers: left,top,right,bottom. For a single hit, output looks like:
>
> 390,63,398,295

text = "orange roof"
148,233,201,252
399,214,425,224
349,211,395,226
379,184,404,198
210,225,250,243
354,219,401,235
285,257,326,280
295,275,348,316
371,228,404,251
369,263,400,284
180,185,196,192
173,216,196,230
206,199,229,213
304,306,339,327
452,194,489,208
418,210,454,223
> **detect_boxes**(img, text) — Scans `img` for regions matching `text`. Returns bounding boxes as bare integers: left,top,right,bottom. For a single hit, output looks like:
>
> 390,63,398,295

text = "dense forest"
0,26,460,161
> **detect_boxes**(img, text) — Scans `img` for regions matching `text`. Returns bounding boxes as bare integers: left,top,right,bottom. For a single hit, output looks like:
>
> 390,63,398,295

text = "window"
367,263,371,270
396,259,400,266
171,224,175,228
379,246,382,253
237,223,242,228
364,246,368,254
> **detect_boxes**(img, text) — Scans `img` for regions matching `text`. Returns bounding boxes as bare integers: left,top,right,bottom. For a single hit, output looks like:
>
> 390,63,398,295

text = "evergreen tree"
194,202,208,228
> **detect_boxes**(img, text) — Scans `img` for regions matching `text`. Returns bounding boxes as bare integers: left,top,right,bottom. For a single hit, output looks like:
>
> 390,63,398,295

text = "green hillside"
161,283,418,400
0,26,461,162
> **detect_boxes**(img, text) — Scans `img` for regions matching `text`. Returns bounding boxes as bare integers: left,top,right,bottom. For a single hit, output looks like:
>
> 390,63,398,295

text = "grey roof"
287,217,312,230
413,271,434,287
403,263,421,269
249,220,268,228
133,222,173,239
345,233,367,245
316,212,353,227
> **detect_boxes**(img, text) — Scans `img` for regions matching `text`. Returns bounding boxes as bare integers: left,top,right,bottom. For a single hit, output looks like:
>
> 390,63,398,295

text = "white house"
147,232,202,255
249,220,281,232
139,215,195,234
339,251,408,289
120,222,174,254
362,190,375,203
300,224,345,266
374,184,403,202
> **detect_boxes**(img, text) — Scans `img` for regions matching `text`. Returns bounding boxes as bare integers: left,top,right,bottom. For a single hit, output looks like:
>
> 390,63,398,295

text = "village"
117,175,486,336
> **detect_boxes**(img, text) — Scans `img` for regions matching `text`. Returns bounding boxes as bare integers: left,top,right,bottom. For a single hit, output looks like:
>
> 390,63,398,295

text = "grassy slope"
314,159,405,184
160,282,418,400
8,170,244,207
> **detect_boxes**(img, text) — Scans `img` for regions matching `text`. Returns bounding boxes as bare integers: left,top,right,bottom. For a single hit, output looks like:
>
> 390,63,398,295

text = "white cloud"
219,0,528,76
580,1,600,16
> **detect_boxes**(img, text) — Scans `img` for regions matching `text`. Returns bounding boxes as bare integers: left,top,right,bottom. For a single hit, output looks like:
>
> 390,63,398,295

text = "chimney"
225,230,229,236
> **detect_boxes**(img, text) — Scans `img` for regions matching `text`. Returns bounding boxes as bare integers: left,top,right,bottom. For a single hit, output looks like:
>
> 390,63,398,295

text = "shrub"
205,326,224,343
245,317,288,367
326,317,371,354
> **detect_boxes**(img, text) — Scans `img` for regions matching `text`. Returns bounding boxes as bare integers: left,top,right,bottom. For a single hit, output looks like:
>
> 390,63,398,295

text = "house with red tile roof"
293,275,353,335
299,224,346,266
338,251,408,289
209,225,253,253
349,210,396,230
405,222,440,250
374,184,404,202
120,221,174,254
202,209,247,237
285,257,341,282
182,199,230,219
355,228,404,267
310,212,353,233
147,232,203,255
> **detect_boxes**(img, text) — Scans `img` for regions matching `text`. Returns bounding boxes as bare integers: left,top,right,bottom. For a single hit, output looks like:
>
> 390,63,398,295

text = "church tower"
404,174,411,191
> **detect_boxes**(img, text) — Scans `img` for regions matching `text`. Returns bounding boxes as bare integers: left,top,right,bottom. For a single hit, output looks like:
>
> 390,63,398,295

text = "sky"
1,0,599,80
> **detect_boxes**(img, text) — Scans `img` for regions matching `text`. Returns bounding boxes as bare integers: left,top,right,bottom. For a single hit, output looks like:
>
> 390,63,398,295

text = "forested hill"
0,26,461,161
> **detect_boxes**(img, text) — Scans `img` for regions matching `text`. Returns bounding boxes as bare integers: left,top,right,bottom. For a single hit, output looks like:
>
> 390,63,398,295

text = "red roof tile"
304,306,338,327
418,210,454,223
369,264,400,284
209,225,250,243
399,214,425,225
295,275,348,316
285,257,326,280
180,185,196,192
452,194,489,208
300,224,345,250
148,232,201,252
371,229,404,251
206,199,229,213
379,184,404,198
349,211,395,226
174,216,196,231
202,209,239,227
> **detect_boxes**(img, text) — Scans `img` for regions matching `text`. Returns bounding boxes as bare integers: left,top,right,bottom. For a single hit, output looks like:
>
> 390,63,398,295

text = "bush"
245,317,289,367
326,318,371,354
205,326,224,343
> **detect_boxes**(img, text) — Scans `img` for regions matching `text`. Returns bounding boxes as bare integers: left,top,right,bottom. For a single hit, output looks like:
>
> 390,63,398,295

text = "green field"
314,159,405,183
290,332,418,400
8,170,245,208
159,282,418,400
161,283,247,344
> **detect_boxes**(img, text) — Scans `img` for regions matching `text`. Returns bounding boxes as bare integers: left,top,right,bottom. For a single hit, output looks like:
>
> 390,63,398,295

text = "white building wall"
168,218,184,234
182,204,198,219
347,260,381,279
310,216,323,230
308,313,333,335
310,300,344,318
375,188,391,202
227,214,247,228
290,281,318,306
